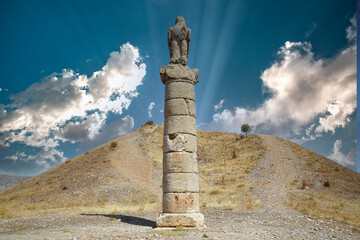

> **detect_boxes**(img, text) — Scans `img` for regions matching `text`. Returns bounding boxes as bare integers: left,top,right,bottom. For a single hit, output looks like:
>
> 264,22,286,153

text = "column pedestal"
156,213,204,227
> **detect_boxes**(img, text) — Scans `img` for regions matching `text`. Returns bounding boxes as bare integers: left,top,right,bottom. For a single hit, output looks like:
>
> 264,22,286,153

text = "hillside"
0,124,359,229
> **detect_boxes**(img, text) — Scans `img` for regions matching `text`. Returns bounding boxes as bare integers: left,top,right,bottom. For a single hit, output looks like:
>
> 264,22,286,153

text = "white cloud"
328,139,356,166
5,154,18,163
148,102,155,118
346,15,356,43
205,18,356,141
54,112,107,143
0,43,145,167
214,99,225,111
25,148,67,169
79,115,134,151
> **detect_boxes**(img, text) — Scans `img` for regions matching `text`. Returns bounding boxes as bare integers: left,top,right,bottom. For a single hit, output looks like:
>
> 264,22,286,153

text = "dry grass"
137,125,164,169
287,190,360,227
197,131,266,211
284,140,360,227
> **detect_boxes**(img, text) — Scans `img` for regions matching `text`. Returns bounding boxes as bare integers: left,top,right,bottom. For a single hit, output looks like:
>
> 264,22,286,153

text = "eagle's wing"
168,27,172,57
187,28,191,57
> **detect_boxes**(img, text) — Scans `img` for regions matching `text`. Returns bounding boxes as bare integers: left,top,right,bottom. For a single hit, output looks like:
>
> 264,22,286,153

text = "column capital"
160,64,199,85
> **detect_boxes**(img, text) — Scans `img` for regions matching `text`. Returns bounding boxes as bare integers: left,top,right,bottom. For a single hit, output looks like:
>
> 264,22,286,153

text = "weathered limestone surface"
165,81,195,101
163,173,199,193
161,64,199,84
156,213,204,227
164,115,196,135
164,98,196,117
163,193,199,213
163,133,197,153
163,152,198,173
157,16,204,228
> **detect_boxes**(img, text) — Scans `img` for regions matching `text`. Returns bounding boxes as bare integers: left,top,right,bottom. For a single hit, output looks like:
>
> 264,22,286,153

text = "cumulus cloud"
214,99,225,111
4,149,66,169
24,148,67,168
78,115,134,151
0,43,145,167
148,102,155,118
328,139,356,166
206,17,356,141
346,15,356,42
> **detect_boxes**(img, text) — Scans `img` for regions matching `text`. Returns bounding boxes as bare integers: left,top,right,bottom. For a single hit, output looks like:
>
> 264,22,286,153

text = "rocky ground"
0,209,359,239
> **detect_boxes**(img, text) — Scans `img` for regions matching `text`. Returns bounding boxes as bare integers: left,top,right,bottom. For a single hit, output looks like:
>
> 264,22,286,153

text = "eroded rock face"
157,16,204,228
164,98,196,118
156,213,204,227
163,134,197,153
163,193,199,213
161,64,198,84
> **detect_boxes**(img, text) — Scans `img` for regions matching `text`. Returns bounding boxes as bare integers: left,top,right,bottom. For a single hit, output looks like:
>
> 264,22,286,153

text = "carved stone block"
163,173,199,193
163,152,198,173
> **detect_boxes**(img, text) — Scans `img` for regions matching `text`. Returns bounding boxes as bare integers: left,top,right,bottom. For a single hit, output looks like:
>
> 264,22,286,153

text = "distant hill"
0,173,30,191
0,125,359,228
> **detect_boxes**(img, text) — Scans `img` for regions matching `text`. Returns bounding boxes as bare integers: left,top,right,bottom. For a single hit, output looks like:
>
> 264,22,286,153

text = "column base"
156,212,204,227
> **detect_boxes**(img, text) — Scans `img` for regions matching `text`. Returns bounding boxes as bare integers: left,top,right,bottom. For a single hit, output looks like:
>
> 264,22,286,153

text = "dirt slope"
0,127,162,219
0,124,359,228
251,135,360,227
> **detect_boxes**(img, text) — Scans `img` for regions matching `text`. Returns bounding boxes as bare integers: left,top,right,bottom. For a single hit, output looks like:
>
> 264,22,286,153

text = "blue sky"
0,0,357,176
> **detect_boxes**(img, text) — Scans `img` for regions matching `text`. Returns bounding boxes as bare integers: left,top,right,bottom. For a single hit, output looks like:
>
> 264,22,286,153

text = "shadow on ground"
81,213,156,228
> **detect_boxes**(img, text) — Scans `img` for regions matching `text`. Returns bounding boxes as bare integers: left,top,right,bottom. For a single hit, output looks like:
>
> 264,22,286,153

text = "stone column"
156,64,204,227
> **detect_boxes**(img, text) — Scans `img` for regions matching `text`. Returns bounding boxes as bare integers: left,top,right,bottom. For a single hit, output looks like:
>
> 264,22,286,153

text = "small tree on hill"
241,124,250,135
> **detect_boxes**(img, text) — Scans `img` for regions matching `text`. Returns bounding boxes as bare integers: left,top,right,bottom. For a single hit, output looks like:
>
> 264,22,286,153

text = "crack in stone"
165,97,194,100
183,98,190,115
165,79,197,84
165,132,196,137
164,150,197,154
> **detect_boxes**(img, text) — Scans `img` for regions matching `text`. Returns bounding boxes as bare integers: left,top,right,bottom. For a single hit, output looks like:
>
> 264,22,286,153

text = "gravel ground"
0,210,359,239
